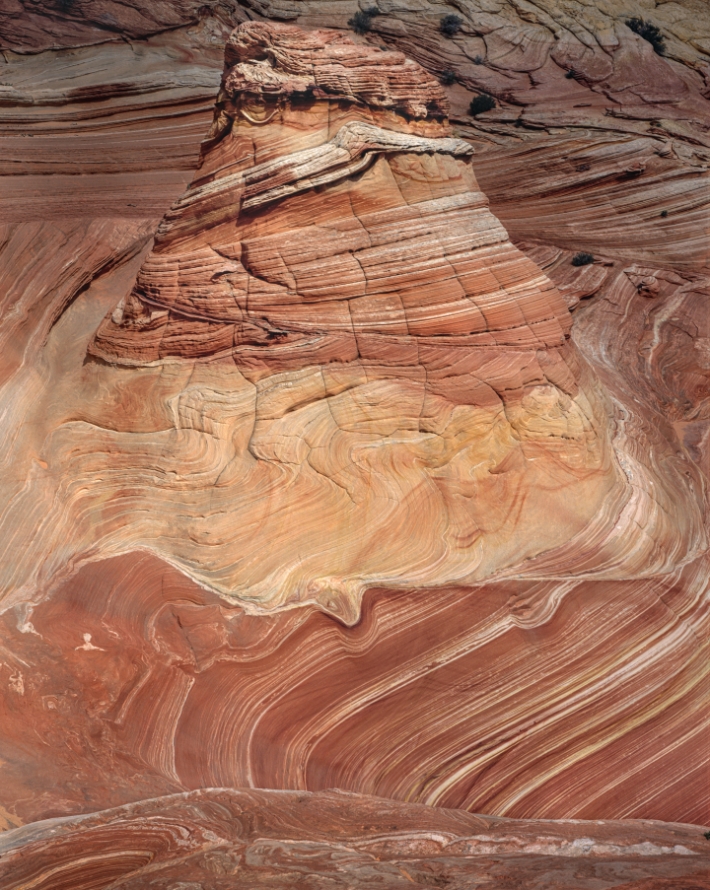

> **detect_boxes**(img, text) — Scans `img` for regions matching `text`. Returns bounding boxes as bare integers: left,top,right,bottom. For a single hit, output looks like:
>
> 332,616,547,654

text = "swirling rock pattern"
0,2,708,885
0,551,707,828
91,22,571,368
70,21,701,622
1,788,709,890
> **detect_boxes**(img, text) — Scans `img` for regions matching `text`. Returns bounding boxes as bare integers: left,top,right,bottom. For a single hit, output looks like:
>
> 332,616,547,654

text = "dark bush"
473,54,484,65
439,68,457,86
565,68,576,79
440,14,463,37
626,17,666,54
660,210,668,218
571,252,595,266
348,8,381,34
469,92,496,116
57,0,76,10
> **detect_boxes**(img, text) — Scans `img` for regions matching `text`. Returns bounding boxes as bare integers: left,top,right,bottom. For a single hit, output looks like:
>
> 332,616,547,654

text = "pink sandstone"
0,5,707,888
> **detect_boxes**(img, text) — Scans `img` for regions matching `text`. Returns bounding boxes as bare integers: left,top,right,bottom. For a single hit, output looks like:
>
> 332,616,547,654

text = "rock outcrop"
90,22,569,369
0,3,708,886
66,21,700,624
2,788,709,890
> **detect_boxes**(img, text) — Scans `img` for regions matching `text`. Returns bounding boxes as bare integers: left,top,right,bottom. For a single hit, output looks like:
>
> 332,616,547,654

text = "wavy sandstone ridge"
1,788,708,890
0,552,707,826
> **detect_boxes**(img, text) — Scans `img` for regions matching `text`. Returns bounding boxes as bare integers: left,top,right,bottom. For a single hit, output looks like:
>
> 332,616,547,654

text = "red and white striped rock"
91,23,573,373
0,4,707,880
2,787,708,890
0,552,707,827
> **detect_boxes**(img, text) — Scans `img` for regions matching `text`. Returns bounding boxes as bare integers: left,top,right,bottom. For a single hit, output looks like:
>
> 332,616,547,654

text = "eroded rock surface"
56,20,697,623
0,3,708,886
0,551,707,827
2,788,709,890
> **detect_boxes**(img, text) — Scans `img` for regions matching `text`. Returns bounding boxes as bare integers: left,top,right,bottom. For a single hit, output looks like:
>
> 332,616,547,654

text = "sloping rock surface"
0,552,707,828
0,2,708,887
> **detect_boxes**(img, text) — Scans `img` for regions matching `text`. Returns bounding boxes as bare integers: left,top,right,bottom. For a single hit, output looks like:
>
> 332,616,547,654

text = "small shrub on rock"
571,252,595,266
440,69,457,86
440,14,463,37
565,68,577,79
473,54,484,65
348,7,380,35
626,17,666,55
469,92,496,116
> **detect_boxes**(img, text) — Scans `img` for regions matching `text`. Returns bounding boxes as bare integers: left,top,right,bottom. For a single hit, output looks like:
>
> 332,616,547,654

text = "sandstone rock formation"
0,0,248,52
0,551,707,829
2,788,709,890
66,20,698,624
0,3,708,887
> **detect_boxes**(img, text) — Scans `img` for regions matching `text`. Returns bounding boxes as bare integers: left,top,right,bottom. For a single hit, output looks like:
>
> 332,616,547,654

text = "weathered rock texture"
65,21,698,624
91,21,567,368
0,551,707,829
2,788,709,890
0,2,708,886
0,0,247,52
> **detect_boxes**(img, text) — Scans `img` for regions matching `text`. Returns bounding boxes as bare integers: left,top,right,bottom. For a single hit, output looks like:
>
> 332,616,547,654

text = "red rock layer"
2,788,709,890
0,0,246,52
0,2,707,876
0,220,153,386
90,22,573,373
0,551,706,827
0,21,228,384
472,134,710,274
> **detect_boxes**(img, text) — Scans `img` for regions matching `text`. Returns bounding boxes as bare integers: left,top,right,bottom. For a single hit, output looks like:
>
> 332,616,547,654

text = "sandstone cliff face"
0,3,708,887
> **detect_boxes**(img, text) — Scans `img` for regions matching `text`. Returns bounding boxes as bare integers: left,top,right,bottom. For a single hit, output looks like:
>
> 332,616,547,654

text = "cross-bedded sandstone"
0,6,707,883
1,787,708,890
70,22,702,624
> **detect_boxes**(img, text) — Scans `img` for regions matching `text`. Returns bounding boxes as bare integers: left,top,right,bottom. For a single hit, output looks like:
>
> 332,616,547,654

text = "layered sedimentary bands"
2,788,710,890
0,2,708,887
